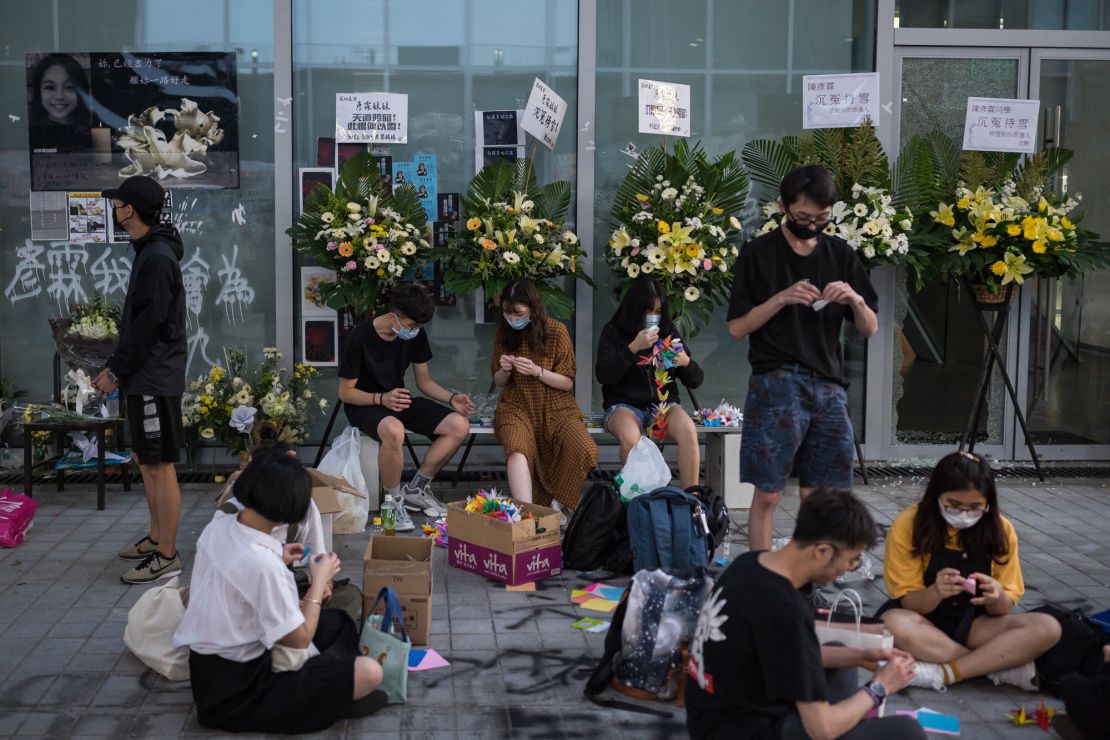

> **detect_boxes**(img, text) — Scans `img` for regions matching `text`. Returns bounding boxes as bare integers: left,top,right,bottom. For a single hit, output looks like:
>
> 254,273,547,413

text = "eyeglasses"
820,542,863,571
941,501,990,515
787,208,831,229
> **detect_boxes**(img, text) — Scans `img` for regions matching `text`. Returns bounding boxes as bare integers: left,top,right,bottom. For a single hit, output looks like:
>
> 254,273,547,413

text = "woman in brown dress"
491,279,597,513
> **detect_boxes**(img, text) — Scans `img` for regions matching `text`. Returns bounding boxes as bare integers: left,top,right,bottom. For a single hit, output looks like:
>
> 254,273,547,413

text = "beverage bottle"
370,516,383,537
106,390,120,417
382,495,397,536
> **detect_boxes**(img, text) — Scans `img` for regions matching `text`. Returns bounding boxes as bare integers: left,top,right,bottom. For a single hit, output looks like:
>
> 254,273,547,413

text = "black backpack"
1030,604,1110,696
562,481,632,574
685,485,728,556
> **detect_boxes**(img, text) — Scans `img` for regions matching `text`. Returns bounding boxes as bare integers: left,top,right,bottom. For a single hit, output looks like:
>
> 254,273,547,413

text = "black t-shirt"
686,551,827,740
727,228,878,385
338,319,432,393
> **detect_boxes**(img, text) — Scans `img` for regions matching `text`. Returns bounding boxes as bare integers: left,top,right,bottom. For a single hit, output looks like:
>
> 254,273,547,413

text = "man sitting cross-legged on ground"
338,284,475,530
686,489,926,740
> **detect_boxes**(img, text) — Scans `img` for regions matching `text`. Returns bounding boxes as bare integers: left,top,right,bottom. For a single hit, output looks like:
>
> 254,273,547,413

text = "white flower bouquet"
49,292,121,378
607,140,749,336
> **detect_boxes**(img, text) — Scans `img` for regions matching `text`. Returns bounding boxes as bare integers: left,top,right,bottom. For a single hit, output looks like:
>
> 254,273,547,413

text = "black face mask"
785,219,821,240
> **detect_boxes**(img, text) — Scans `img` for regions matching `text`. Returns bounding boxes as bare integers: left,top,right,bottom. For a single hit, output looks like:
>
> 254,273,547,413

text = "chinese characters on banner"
638,79,692,137
25,51,239,190
962,97,1040,154
522,78,566,150
335,93,408,144
802,73,880,129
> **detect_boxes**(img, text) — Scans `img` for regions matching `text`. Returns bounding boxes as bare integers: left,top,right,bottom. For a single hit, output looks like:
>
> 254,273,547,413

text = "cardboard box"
362,536,433,645
446,500,562,586
306,468,365,552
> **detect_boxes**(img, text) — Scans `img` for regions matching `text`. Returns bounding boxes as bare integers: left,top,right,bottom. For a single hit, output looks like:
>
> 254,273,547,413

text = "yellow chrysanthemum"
658,220,671,234
1061,216,1074,230
991,261,1007,276
1031,240,1047,254
1006,224,1022,237
634,194,650,202
980,235,998,248
466,217,482,231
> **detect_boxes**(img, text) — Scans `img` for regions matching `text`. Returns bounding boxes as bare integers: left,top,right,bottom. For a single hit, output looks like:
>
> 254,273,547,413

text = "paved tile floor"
1,477,1108,738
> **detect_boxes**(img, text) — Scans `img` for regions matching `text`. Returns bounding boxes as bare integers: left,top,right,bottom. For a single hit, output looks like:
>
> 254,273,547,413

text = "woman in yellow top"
878,451,1060,692
491,279,597,514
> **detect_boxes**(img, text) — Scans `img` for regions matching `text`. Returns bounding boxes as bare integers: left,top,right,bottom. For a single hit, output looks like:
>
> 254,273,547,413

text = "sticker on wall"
638,79,692,137
522,78,566,150
802,73,880,130
26,51,240,191
335,92,408,144
962,97,1040,154
303,317,339,367
298,168,335,216
413,153,437,221
300,266,337,319
29,192,69,241
474,110,526,174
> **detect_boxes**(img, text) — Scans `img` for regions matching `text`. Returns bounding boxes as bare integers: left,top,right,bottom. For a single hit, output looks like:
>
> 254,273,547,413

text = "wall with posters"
0,1,277,424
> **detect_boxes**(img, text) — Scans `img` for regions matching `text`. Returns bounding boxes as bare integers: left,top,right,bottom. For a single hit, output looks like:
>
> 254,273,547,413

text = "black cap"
102,176,165,216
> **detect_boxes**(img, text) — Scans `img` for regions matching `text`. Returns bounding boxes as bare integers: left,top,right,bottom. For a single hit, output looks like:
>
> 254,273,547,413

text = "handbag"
123,576,190,681
359,587,411,703
814,589,894,651
0,489,37,547
271,642,320,672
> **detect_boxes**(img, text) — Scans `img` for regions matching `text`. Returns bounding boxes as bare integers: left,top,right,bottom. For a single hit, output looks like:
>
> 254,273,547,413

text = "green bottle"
382,494,396,536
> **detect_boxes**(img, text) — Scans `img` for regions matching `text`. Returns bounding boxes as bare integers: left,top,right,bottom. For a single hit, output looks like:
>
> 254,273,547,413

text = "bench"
314,397,749,511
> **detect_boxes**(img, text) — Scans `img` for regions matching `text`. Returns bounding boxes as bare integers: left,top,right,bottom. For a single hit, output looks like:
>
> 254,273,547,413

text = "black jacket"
107,225,187,397
595,322,704,410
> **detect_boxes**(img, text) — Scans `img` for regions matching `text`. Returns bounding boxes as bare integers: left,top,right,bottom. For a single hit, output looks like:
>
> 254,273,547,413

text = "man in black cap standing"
93,175,187,584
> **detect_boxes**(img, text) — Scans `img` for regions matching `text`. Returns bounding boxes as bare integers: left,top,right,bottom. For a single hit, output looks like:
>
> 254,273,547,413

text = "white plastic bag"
318,426,369,534
271,641,320,672
615,436,672,499
123,576,190,681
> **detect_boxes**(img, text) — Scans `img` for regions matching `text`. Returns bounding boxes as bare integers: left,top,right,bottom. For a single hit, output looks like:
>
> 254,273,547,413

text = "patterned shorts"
739,367,855,493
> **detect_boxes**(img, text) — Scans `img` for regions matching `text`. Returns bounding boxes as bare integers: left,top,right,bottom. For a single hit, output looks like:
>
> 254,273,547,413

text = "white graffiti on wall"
181,252,211,328
46,243,90,310
172,196,206,237
88,248,132,298
4,240,48,303
231,203,246,225
215,244,255,325
186,324,219,377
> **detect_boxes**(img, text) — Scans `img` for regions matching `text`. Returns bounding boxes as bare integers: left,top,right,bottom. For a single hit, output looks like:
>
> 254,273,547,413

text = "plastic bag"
0,489,36,547
836,552,875,583
123,576,190,681
615,436,672,499
49,317,118,377
318,426,369,534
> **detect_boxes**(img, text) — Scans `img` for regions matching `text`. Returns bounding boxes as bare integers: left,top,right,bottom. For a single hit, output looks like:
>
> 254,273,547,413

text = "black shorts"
126,394,183,465
343,396,455,442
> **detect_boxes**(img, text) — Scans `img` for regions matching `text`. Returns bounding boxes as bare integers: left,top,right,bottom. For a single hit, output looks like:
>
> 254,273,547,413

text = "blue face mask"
392,318,421,341
504,314,530,330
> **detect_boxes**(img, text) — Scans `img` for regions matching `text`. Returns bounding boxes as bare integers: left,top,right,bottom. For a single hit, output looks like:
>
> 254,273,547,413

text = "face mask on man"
939,501,986,530
392,317,420,341
504,315,530,330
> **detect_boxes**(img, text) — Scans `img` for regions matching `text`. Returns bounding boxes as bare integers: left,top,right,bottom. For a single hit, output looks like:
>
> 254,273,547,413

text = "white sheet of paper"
811,299,830,312
962,97,1039,154
802,73,880,130
638,79,692,137
335,92,408,144
521,78,566,150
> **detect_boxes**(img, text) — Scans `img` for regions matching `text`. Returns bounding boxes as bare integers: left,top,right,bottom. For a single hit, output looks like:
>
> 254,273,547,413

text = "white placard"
802,73,880,129
962,97,1040,154
335,92,408,144
638,79,692,137
521,78,566,150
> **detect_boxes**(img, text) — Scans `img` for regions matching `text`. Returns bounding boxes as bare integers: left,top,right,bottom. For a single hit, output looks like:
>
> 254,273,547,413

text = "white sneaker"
549,500,569,528
908,662,948,692
988,661,1037,691
402,482,448,517
391,498,416,532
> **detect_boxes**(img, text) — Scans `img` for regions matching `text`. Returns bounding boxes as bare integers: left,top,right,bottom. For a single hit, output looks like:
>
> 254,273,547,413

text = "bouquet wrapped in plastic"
49,292,120,377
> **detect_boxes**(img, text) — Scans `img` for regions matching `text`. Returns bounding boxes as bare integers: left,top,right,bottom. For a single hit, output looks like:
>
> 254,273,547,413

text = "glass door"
886,47,1027,459
1016,50,1110,460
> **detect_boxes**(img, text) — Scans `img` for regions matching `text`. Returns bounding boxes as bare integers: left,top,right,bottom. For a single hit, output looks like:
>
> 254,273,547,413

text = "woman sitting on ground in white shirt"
175,452,384,733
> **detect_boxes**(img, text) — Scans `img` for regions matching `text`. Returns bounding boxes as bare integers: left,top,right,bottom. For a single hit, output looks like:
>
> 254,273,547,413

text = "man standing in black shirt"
686,490,925,740
727,165,878,551
93,175,187,584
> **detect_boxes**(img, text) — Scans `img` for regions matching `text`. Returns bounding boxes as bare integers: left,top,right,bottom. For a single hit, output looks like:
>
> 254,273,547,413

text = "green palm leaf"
741,138,799,199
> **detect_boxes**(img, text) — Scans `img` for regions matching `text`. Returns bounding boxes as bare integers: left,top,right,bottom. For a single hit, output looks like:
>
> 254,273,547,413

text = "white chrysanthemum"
684,286,700,302
661,187,678,200
853,203,868,217
364,256,381,269
626,263,641,278
729,216,742,230
321,212,334,224
401,241,417,256
502,251,520,264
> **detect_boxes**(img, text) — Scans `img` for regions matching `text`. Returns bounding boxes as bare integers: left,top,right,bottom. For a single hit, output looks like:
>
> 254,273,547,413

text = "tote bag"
814,589,894,651
123,577,190,681
359,587,411,703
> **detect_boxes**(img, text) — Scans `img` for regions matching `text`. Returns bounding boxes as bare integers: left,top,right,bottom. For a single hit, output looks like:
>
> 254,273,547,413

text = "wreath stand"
957,278,1045,481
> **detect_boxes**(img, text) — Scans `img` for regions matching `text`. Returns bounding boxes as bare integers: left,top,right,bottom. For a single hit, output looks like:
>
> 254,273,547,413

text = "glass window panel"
1,1,277,424
895,0,1110,29
292,0,578,442
899,57,1019,148
594,0,875,442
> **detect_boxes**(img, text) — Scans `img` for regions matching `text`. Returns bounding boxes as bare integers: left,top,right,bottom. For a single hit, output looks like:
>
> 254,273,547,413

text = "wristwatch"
863,679,886,709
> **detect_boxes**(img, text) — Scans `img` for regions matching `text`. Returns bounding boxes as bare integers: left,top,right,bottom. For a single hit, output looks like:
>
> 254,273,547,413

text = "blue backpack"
626,486,713,575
